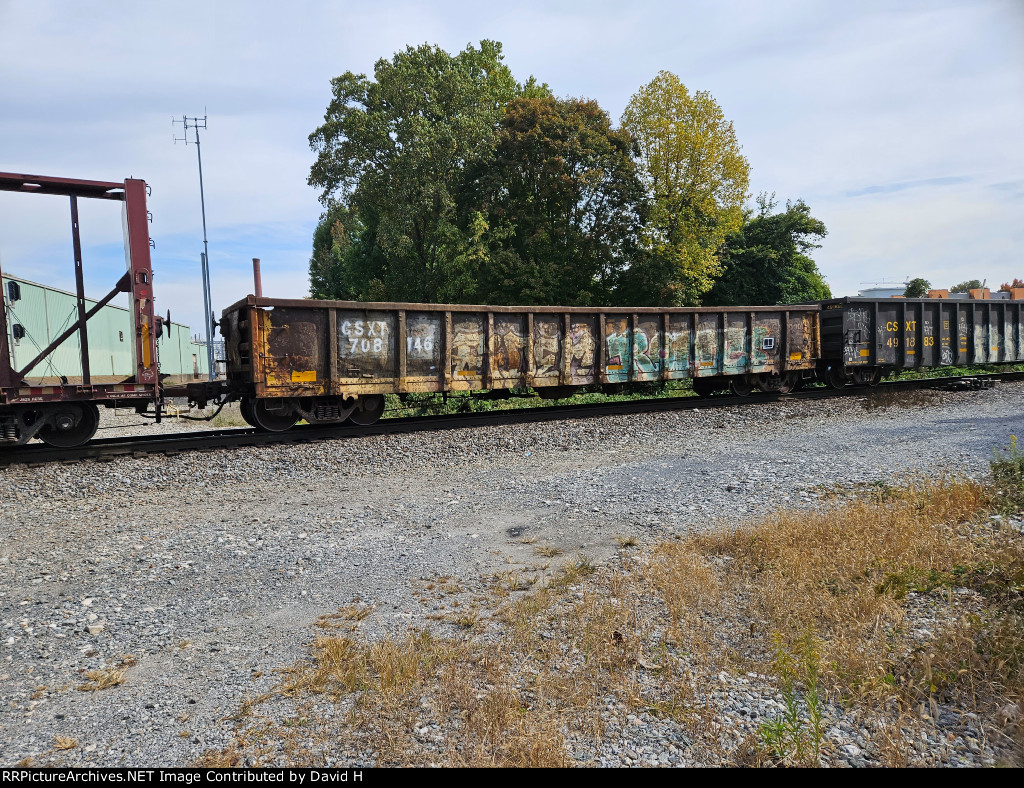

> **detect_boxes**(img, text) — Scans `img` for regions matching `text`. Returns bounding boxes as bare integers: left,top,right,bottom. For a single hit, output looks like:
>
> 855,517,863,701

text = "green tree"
307,41,544,302
704,196,831,306
463,97,644,306
619,71,750,306
903,277,931,298
950,280,983,293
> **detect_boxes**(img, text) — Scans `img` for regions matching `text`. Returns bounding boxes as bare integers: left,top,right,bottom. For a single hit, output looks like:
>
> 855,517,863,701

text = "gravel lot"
1,383,1021,766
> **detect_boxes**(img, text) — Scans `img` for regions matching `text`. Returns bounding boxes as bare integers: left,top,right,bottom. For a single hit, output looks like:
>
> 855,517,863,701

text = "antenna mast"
173,113,215,382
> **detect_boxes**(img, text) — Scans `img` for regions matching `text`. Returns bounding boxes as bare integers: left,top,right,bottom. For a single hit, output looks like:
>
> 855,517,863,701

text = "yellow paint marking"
789,352,802,360
291,370,317,383
607,364,623,371
456,370,478,377
859,349,870,357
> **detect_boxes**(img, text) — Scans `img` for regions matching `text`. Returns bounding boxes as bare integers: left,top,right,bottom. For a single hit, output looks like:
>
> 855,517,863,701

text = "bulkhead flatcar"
820,296,1024,388
219,296,821,431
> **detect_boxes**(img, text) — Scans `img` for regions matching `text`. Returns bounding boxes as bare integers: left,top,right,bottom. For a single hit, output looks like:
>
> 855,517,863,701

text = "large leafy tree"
463,97,644,306
619,71,750,306
950,280,983,293
704,196,831,306
308,41,542,302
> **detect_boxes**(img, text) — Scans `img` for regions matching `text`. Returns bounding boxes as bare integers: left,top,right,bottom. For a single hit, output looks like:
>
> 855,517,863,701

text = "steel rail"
2,371,1021,467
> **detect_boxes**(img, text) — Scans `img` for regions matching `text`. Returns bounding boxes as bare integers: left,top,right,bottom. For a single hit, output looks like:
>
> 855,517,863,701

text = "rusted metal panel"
533,315,563,386
450,313,485,390
568,317,598,384
262,307,328,394
492,314,527,383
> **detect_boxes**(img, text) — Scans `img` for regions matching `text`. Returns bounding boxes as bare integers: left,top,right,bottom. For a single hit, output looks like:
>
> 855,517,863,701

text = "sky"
1,0,1022,338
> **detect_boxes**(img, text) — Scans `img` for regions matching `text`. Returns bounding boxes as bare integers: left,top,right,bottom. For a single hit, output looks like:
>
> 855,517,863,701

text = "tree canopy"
619,71,750,306
307,44,834,310
950,280,983,293
704,196,830,306
463,97,644,306
308,40,544,302
904,278,931,298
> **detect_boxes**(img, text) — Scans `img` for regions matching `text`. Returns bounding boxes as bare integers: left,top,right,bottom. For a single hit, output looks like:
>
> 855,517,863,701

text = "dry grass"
315,605,374,631
202,471,1024,767
53,736,77,751
534,543,562,557
75,654,137,692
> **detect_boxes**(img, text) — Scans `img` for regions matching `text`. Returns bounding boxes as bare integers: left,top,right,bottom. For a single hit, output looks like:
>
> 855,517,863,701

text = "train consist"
2,170,1023,447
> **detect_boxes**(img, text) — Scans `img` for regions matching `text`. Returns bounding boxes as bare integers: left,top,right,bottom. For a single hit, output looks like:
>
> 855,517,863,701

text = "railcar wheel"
348,394,386,426
826,365,847,390
250,399,297,432
239,398,257,428
37,403,100,448
729,378,753,397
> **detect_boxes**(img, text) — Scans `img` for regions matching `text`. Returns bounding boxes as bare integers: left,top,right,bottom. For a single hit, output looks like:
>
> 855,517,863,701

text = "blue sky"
1,0,1022,337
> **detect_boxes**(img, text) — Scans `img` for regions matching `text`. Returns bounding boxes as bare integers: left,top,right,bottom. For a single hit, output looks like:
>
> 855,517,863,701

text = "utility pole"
174,113,216,381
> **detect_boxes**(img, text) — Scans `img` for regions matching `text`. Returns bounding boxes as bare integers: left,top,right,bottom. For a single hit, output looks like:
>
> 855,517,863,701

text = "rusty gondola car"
218,296,821,431
820,296,1024,388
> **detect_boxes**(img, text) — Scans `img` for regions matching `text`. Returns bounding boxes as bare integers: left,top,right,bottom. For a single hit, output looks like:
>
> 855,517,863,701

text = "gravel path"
1,383,1021,766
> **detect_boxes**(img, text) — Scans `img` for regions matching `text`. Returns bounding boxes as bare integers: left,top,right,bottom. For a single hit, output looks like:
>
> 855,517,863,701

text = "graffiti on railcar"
665,316,691,375
694,316,720,374
1004,312,1016,360
843,307,871,365
921,315,935,366
974,318,987,364
605,318,631,382
406,312,442,377
452,316,485,378
493,316,526,379
568,320,597,382
750,316,780,371
533,317,562,379
634,318,660,379
723,318,748,373
337,311,395,378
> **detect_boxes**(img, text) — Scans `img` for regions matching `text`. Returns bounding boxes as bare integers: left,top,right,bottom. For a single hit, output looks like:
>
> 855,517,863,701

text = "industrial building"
2,273,209,383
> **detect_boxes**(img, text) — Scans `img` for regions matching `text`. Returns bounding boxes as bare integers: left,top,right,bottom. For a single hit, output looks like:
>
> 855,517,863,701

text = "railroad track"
1,371,1021,467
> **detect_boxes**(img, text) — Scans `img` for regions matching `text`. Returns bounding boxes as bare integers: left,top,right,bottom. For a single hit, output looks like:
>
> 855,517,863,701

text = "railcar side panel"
820,297,1023,373
224,299,821,399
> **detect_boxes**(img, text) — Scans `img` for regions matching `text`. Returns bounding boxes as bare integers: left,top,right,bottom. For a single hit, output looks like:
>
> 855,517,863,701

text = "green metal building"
2,273,209,383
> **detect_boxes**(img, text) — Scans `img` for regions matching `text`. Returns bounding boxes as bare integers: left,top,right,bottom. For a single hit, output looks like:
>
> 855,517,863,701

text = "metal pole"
252,258,263,298
69,195,91,385
192,122,215,381
200,252,212,379
176,114,216,381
